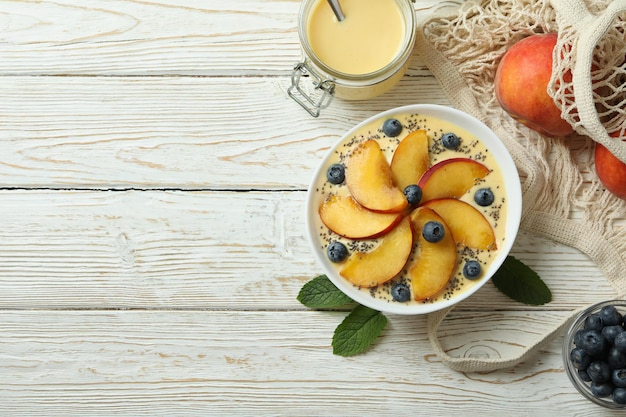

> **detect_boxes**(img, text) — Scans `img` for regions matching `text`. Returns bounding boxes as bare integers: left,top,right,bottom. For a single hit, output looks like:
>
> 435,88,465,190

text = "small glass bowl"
563,299,626,409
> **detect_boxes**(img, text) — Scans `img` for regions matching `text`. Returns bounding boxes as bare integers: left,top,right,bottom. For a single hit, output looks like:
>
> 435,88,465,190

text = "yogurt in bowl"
305,104,522,315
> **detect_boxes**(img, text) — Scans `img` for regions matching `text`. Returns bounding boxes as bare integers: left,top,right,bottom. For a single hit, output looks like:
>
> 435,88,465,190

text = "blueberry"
578,369,592,382
403,185,422,206
588,361,611,383
580,330,606,357
441,132,460,150
584,313,604,331
422,221,445,243
608,347,626,369
326,241,348,263
591,381,614,397
600,305,623,326
614,387,626,404
463,260,482,280
570,347,592,370
382,118,403,137
326,163,345,185
613,369,626,388
603,325,624,345
391,283,411,303
574,329,586,347
474,188,495,207
615,332,626,353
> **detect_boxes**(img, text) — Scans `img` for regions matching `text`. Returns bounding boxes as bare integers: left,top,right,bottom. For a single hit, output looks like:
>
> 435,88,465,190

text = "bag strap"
427,305,585,372
426,210,626,372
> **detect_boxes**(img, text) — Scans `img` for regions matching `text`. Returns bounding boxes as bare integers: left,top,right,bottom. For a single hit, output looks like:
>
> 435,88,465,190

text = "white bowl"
306,104,522,315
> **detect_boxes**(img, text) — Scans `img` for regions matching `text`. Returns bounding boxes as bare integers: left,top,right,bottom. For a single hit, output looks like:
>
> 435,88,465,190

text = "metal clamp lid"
288,61,335,118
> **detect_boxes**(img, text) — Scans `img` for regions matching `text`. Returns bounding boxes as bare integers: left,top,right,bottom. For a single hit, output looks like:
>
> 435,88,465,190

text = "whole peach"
494,33,574,138
595,136,626,200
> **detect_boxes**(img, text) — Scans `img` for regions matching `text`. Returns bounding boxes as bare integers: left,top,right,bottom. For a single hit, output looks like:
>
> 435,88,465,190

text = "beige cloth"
415,0,626,372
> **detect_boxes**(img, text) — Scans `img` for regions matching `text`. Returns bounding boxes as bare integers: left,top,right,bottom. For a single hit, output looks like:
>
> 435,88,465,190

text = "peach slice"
390,129,430,191
340,217,413,288
417,158,490,203
408,207,457,300
423,198,497,250
346,140,408,213
319,195,403,239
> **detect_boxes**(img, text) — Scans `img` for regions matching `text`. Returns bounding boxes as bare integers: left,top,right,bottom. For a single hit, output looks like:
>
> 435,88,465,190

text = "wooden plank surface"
0,76,449,189
0,0,455,75
1,0,624,415
0,310,602,416
0,188,615,310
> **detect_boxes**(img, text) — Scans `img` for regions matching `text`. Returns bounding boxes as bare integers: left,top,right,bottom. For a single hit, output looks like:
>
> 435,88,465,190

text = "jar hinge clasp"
288,61,335,117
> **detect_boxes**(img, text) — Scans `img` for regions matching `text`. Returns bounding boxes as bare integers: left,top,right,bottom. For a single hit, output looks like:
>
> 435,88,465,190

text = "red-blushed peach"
494,33,574,138
417,158,490,202
319,195,404,239
345,139,407,213
339,217,413,288
595,137,626,200
423,198,497,250
390,129,430,191
407,207,457,300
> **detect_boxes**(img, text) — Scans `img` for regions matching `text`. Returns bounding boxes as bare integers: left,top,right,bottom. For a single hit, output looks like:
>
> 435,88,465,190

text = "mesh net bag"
549,0,626,162
415,0,626,372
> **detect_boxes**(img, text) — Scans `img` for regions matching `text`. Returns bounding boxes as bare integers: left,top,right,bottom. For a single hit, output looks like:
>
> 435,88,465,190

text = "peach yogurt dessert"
306,105,521,314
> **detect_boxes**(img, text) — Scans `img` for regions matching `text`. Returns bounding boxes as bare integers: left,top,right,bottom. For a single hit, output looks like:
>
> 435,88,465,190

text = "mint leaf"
297,275,354,309
332,305,387,356
492,256,551,305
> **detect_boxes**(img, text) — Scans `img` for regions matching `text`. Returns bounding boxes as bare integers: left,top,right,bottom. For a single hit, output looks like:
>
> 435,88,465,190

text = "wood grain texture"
0,189,615,310
0,0,459,75
0,310,608,416
0,75,452,188
1,0,624,415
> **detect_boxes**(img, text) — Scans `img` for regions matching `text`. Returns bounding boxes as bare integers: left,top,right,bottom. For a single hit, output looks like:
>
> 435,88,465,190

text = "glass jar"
563,299,626,409
288,0,417,117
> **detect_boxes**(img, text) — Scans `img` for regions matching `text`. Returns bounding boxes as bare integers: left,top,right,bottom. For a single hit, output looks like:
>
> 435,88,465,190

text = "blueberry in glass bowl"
563,300,626,409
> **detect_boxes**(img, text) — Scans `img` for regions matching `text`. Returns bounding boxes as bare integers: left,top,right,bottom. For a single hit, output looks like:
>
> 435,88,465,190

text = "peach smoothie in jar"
310,109,511,308
289,0,416,116
306,0,406,75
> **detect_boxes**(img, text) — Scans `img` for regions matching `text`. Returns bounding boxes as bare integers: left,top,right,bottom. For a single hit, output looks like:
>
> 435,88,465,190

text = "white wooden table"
1,1,623,415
